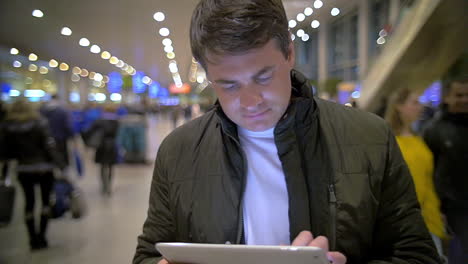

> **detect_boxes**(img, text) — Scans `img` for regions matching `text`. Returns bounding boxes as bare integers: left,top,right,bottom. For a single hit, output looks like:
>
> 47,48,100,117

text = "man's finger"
158,259,169,264
291,230,314,246
307,236,329,252
327,252,347,264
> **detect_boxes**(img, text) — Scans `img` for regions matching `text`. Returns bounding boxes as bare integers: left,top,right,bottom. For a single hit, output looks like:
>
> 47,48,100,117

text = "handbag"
50,178,74,219
0,179,15,226
70,186,87,219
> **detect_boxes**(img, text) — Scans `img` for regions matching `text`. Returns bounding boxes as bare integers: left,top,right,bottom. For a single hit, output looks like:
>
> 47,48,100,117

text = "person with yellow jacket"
385,87,447,257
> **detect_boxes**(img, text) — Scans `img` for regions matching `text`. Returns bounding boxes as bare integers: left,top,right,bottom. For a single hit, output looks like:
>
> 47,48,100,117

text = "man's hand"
157,259,169,264
292,231,347,264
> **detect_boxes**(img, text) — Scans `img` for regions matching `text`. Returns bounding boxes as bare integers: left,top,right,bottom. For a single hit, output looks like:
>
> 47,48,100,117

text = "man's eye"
257,76,272,84
222,84,239,90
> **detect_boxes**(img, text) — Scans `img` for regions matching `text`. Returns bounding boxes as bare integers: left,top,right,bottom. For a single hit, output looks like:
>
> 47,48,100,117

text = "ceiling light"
291,34,296,41
296,29,305,37
10,48,19,55
302,33,310,42
59,63,69,71
169,62,178,73
116,60,125,68
331,8,340,16
32,9,44,18
159,28,170,37
49,59,58,68
288,20,297,28
162,38,172,46
311,20,320,28
129,69,136,76
103,75,110,83
13,61,22,68
94,73,103,82
313,0,323,9
43,80,51,87
101,51,111,59
197,76,204,84
25,77,33,84
29,64,38,72
72,66,81,75
296,13,305,22
109,56,119,64
142,76,152,85
28,53,38,61
164,45,173,53
61,27,72,36
39,66,48,74
304,7,313,16
80,69,89,77
79,38,90,47
89,72,96,79
153,12,165,22
90,45,101,54
166,52,175,59
122,64,129,71
377,37,386,45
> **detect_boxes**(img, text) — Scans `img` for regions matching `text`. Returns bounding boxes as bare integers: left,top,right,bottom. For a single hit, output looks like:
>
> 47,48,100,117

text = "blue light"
149,82,160,98
351,91,361,99
9,89,21,97
108,72,123,93
158,87,169,97
24,89,46,98
419,81,441,106
1,82,12,94
70,92,80,103
133,71,147,94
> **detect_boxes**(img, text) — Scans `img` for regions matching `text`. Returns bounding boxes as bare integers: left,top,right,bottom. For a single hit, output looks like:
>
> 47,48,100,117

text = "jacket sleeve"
367,128,441,264
39,119,65,169
133,143,175,264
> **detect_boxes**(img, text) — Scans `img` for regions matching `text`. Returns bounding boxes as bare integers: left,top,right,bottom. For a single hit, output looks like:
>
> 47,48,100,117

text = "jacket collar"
214,69,317,138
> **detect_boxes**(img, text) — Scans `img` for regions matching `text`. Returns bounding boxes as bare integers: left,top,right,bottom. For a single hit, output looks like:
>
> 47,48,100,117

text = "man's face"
205,39,295,131
445,82,468,113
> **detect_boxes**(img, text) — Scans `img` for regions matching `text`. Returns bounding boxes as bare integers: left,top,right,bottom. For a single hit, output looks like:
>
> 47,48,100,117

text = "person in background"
385,87,447,259
0,99,63,250
133,0,440,263
40,94,74,173
423,76,468,264
88,104,120,196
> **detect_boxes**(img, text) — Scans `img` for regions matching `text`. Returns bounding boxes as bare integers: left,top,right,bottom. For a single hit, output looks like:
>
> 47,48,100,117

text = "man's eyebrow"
213,66,276,84
253,66,276,79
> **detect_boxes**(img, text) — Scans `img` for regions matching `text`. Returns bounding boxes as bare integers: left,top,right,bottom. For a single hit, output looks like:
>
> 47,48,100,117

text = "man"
40,94,74,171
423,76,468,264
134,0,440,263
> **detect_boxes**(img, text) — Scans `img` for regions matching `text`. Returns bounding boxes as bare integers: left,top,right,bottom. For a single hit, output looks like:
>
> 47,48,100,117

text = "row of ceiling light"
9,47,109,89
287,0,340,42
154,11,183,87
31,9,151,84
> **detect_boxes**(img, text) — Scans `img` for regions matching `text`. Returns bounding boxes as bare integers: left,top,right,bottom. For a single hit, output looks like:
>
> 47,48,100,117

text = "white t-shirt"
238,126,290,245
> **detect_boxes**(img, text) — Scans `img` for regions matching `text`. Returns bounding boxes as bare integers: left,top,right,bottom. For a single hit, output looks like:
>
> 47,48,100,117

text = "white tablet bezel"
156,242,329,264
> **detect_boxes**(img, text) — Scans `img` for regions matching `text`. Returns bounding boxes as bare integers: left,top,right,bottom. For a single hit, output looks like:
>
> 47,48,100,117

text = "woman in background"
385,87,447,259
88,104,119,196
1,99,63,250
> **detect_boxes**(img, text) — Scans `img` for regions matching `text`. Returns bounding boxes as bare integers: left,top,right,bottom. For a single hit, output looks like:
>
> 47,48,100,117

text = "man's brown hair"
190,0,290,70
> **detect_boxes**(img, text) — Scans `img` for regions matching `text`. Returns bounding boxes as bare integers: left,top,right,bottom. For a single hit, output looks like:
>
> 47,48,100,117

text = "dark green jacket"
134,72,440,264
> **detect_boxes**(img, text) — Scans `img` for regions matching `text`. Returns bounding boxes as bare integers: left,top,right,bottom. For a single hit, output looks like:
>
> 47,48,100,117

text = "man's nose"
240,87,263,110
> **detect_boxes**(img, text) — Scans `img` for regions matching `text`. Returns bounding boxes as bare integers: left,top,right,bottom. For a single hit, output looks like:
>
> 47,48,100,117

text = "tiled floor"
0,114,178,264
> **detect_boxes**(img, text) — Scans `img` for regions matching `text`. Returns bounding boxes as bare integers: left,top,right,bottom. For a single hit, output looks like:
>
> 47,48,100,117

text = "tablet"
156,242,329,264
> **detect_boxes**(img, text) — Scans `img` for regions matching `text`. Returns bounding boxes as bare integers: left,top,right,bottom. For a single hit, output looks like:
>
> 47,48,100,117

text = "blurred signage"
133,71,147,93
169,83,191,94
108,72,123,93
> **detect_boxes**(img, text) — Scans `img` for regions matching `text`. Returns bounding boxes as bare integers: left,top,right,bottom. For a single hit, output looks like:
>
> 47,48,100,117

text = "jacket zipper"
226,133,248,244
328,184,337,251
